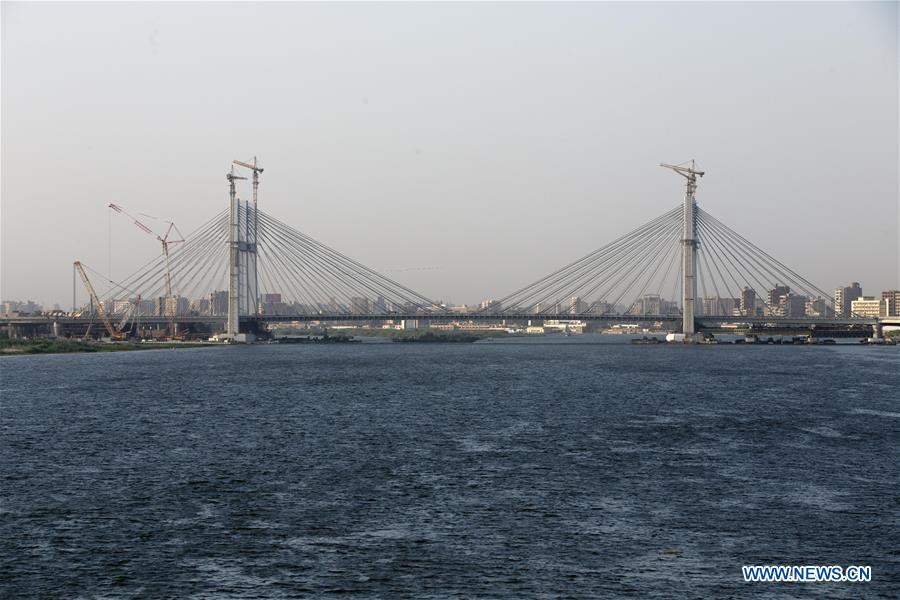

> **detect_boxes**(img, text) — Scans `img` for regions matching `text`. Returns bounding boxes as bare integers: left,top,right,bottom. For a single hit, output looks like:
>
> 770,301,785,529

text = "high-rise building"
835,282,863,317
190,298,210,315
209,291,228,316
767,284,790,311
781,293,807,318
701,296,738,316
740,287,757,317
165,296,189,316
881,290,900,317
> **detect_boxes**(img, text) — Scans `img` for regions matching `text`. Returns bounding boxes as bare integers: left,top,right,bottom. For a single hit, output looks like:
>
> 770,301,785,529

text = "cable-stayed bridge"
3,160,890,342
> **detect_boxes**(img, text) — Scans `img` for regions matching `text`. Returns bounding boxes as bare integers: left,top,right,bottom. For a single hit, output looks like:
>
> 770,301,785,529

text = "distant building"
349,296,371,314
480,299,502,312
260,292,287,315
767,284,791,314
209,290,228,316
190,298,210,315
781,293,807,318
834,282,862,318
1,300,43,315
740,287,757,317
137,299,155,316
590,301,616,315
568,296,589,314
701,296,737,317
881,290,900,317
805,297,834,318
535,301,561,314
850,296,883,318
164,296,189,316
112,298,133,315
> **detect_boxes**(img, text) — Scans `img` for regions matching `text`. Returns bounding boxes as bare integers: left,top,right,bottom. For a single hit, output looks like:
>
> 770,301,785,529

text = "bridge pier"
871,318,883,340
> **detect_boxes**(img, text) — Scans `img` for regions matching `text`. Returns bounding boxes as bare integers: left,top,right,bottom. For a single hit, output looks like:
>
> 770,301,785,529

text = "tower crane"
74,261,122,340
232,157,263,206
108,203,184,336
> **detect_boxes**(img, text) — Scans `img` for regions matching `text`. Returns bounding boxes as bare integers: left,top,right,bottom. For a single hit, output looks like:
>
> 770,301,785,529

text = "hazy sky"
2,1,897,307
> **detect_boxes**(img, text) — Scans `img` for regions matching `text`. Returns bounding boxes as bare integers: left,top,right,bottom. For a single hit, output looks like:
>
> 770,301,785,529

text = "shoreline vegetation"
0,339,214,356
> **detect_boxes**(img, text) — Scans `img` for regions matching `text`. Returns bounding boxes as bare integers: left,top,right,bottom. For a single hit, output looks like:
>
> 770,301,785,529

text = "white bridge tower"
225,158,262,340
660,161,704,340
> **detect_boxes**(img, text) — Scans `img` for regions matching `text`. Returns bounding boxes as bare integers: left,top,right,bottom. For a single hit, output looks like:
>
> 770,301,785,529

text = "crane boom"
232,159,264,173
108,203,184,337
74,261,121,340
659,162,705,179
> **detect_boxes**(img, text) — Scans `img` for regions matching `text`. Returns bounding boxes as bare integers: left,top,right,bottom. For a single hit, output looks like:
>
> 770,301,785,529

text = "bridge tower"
660,161,704,339
233,157,264,322
225,167,248,339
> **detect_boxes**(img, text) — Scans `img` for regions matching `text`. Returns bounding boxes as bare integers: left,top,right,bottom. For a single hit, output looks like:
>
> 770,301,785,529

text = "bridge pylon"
225,165,258,340
661,161,704,340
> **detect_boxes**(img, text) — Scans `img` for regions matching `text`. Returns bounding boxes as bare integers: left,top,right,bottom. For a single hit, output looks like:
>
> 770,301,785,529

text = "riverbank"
271,327,521,343
0,339,216,356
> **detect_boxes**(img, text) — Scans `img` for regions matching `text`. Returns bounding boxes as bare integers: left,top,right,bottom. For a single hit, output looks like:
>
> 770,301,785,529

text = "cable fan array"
254,208,444,316
481,205,839,319
89,206,444,318
86,202,844,322
481,206,686,315
694,208,835,318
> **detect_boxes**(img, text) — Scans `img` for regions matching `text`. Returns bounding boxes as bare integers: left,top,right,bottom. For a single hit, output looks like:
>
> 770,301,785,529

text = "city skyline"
6,280,900,321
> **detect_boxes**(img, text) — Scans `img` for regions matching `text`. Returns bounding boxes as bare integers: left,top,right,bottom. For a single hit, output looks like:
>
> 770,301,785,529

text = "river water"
2,337,898,598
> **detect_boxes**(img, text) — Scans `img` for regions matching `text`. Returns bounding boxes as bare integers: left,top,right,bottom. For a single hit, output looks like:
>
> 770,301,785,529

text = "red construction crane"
108,203,184,335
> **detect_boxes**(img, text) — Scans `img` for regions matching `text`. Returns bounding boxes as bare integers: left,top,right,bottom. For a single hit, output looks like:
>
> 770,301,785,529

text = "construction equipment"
74,261,122,340
115,297,141,334
108,203,184,336
232,157,264,205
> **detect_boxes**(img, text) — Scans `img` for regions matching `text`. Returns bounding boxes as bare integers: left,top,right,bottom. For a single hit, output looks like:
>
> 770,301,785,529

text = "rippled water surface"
2,339,899,598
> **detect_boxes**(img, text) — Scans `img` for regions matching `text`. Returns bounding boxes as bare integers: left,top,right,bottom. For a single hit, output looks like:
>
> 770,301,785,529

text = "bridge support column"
662,161,704,342
222,166,258,343
227,175,240,338
681,176,698,340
